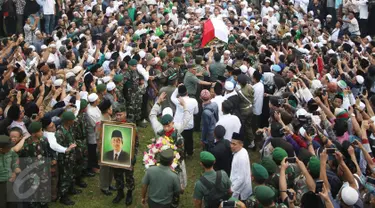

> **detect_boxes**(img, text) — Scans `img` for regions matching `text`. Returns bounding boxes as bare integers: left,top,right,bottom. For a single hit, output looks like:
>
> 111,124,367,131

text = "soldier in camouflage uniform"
111,105,139,205
113,74,126,106
55,112,79,206
19,122,54,208
123,59,146,123
184,43,194,64
72,99,91,189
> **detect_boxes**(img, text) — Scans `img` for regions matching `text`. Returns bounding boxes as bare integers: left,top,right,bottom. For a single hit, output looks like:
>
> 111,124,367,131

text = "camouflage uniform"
115,84,126,106
19,137,54,207
55,125,76,197
185,52,193,64
123,69,146,123
72,112,88,180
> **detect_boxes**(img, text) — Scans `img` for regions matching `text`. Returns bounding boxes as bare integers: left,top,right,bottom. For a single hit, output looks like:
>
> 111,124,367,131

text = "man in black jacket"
209,125,233,176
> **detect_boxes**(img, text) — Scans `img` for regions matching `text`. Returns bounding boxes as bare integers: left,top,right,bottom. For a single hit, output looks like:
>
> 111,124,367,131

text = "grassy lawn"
50,126,260,207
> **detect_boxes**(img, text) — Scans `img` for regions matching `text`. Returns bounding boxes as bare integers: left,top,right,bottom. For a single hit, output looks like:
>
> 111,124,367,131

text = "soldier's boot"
69,188,82,195
75,178,87,188
125,190,133,205
112,190,124,204
109,185,117,191
60,195,75,206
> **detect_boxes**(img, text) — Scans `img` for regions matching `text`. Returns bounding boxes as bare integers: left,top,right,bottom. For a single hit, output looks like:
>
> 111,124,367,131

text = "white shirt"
252,82,264,115
171,89,198,130
36,0,56,15
113,150,121,160
330,27,341,42
216,114,241,141
348,18,361,35
44,131,67,153
230,148,252,200
261,6,272,18
47,52,60,69
354,0,369,19
87,105,102,124
211,95,226,119
106,6,116,17
137,64,149,87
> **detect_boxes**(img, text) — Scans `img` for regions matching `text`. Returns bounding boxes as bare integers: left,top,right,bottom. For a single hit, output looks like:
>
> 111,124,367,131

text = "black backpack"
199,171,230,208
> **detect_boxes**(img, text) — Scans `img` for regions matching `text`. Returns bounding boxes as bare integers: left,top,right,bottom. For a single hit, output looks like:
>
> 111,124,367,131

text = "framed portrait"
99,121,136,170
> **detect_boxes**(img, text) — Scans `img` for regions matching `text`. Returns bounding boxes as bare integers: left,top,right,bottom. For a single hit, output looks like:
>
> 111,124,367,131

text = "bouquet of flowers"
143,136,182,172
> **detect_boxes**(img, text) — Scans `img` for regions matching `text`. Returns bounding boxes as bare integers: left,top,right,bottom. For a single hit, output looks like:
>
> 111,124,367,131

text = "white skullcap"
62,14,68,18
107,82,116,91
72,65,83,74
240,65,248,73
185,14,191,19
139,50,146,58
265,0,270,3
29,45,36,52
162,107,173,117
250,19,256,23
195,8,201,13
224,81,234,91
205,4,210,8
158,5,164,9
102,76,111,84
80,91,88,101
79,34,85,39
341,186,359,206
105,52,112,60
240,1,246,5
355,75,364,84
35,30,41,35
49,44,56,48
254,25,260,30
172,6,177,10
41,45,48,50
326,14,332,18
240,33,247,38
66,72,75,79
309,11,314,16
247,7,252,12
260,45,267,50
54,79,63,87
314,19,320,23
224,50,231,54
273,5,279,10
88,93,99,102
311,79,323,90
154,57,161,64
268,8,274,12
296,108,308,117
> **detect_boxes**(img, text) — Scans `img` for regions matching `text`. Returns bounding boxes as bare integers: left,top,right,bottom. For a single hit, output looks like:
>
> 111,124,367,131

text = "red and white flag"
201,18,229,48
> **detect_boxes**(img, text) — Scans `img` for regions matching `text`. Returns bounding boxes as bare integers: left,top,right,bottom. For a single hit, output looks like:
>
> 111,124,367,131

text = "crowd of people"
2,0,375,207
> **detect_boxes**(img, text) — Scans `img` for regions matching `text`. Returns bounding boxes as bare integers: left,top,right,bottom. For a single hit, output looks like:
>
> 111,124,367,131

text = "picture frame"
99,121,136,170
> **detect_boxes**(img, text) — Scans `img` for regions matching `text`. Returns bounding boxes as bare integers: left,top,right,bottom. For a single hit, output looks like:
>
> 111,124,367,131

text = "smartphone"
222,201,235,208
367,176,375,185
31,113,37,120
326,148,336,154
315,180,323,193
286,157,296,163
352,140,358,145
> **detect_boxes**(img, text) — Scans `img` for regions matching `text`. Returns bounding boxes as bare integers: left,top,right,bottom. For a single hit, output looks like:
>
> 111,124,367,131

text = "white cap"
296,108,308,117
79,34,85,39
102,76,111,84
240,1,246,5
247,7,252,12
41,45,48,50
162,107,173,116
107,82,116,91
54,79,63,87
72,66,83,74
355,75,364,84
240,65,248,73
265,0,270,3
62,14,68,18
260,45,267,50
311,79,323,91
154,57,161,64
49,44,56,48
80,91,88,101
185,14,191,19
139,50,146,58
224,50,231,54
326,14,332,18
172,6,177,10
66,72,75,79
341,186,359,206
273,5,279,10
88,93,99,102
224,81,234,91
314,19,320,23
268,8,274,12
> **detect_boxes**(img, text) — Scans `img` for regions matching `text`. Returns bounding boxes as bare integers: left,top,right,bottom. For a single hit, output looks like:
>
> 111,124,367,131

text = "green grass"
50,126,260,207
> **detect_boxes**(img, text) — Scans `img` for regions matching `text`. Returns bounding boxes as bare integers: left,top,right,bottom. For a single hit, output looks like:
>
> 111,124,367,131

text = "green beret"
255,185,275,205
173,57,183,64
80,99,88,110
133,34,140,41
160,148,174,163
308,156,321,177
228,36,236,43
113,105,126,114
146,54,154,62
113,74,124,83
252,163,269,181
160,114,173,125
162,63,168,70
184,43,192,48
159,50,167,59
193,40,200,46
0,135,14,148
200,151,215,164
28,122,42,134
61,111,76,122
260,157,278,175
168,73,177,81
96,84,106,93
194,34,201,40
111,130,123,139
272,147,287,165
129,59,137,66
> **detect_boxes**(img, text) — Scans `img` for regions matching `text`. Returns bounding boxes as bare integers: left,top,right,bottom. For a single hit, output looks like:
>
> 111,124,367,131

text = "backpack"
199,171,230,208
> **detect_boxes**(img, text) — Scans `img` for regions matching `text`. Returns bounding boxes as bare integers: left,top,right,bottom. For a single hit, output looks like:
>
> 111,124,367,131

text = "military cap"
252,163,269,181
195,55,203,63
133,34,140,41
111,130,123,139
160,148,174,163
168,73,177,81
80,99,88,110
194,34,201,40
28,122,43,134
173,57,183,64
255,185,275,205
113,74,124,83
96,83,106,93
228,36,236,43
200,151,215,164
260,157,278,175
113,105,126,114
159,50,167,59
0,135,15,148
308,156,321,177
272,147,287,165
61,111,76,122
128,59,138,66
160,114,173,125
184,43,192,48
